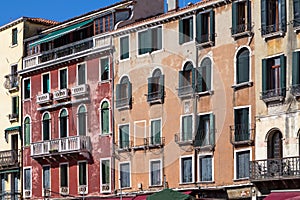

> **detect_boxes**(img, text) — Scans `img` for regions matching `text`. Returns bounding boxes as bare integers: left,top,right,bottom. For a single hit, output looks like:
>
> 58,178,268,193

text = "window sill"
196,90,213,97
262,31,285,40
98,80,111,85
197,181,214,184
149,185,163,188
99,133,111,137
22,98,32,102
232,31,253,40
10,44,18,48
179,182,195,185
119,58,130,62
120,187,131,190
232,81,253,90
233,178,249,182
176,140,193,146
180,40,195,46
196,41,214,48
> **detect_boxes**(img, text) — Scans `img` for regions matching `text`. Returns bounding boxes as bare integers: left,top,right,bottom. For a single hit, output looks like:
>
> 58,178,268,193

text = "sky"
0,0,200,27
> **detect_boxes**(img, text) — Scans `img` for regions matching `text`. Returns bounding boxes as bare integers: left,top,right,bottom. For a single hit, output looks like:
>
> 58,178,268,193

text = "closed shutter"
261,0,267,35
294,0,300,26
280,55,286,96
101,105,109,134
292,51,300,85
237,49,250,84
232,2,238,35
120,126,129,148
60,69,67,89
191,67,196,91
183,116,193,141
25,119,30,146
280,0,287,32
206,61,212,90
116,84,121,104
179,19,184,44
196,13,202,43
178,70,184,96
148,77,153,101
210,10,215,43
262,59,268,92
145,29,152,53
156,27,162,51
247,0,252,31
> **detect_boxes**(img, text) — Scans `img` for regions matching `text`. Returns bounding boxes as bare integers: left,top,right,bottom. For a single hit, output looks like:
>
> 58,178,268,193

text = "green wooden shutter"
280,0,287,32
145,29,152,53
156,27,162,50
116,84,121,107
242,108,249,140
148,77,153,101
294,0,300,26
232,2,238,35
293,51,300,85
102,108,109,134
155,120,161,144
179,19,184,44
196,13,202,43
189,17,194,41
159,75,165,101
206,62,212,90
261,0,267,35
210,10,215,43
280,55,286,96
247,0,252,31
128,82,132,106
209,113,215,146
121,36,129,60
197,68,203,93
262,59,267,92
179,70,184,94
192,68,196,91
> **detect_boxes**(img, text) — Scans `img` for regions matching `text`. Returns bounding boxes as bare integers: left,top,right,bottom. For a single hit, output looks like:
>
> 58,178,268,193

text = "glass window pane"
24,169,31,190
101,160,110,185
101,58,109,81
120,163,130,188
79,162,87,186
60,164,68,187
182,157,192,183
151,161,161,186
43,166,50,189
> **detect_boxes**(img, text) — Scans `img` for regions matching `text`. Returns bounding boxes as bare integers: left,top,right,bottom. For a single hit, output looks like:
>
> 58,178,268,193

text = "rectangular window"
10,64,18,88
196,10,215,44
24,168,31,190
101,159,110,191
120,36,129,60
199,155,213,182
60,164,68,187
138,26,162,55
150,119,161,145
94,14,114,35
236,150,250,179
42,73,50,93
181,157,193,183
100,57,109,81
59,69,67,89
120,163,130,188
12,28,17,45
43,166,50,190
0,174,5,195
77,63,86,85
119,125,130,149
261,0,286,35
181,115,193,142
234,107,250,142
79,162,87,186
24,79,31,99
179,17,194,44
231,0,251,35
150,160,161,186
262,55,286,101
12,96,19,116
195,114,214,147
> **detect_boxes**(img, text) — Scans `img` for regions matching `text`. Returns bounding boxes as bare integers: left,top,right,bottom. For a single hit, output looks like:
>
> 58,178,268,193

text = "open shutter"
178,70,184,96
210,10,215,43
261,0,267,35
179,19,184,44
148,77,153,101
294,0,300,27
262,59,267,92
156,27,162,50
280,0,287,32
209,113,215,146
206,62,212,90
242,108,249,140
247,0,252,31
159,75,165,102
194,115,201,147
280,55,286,96
293,51,300,85
116,84,121,107
197,68,203,93
192,68,196,91
16,97,19,115
232,2,238,35
189,17,194,41
128,82,132,106
145,29,152,53
196,13,202,43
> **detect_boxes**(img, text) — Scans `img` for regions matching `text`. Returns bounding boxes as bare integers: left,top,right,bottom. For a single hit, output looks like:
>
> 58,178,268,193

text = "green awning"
147,189,193,200
4,126,21,133
29,19,93,48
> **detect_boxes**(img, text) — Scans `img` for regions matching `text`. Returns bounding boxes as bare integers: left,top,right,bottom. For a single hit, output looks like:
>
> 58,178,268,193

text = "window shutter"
192,67,196,91
261,0,267,35
156,27,162,50
262,59,267,92
292,51,300,85
280,55,286,96
179,20,184,44
197,68,203,93
209,113,215,146
155,120,161,144
194,115,201,147
148,77,153,101
242,108,249,140
206,62,212,91
43,120,49,140
237,50,250,84
232,2,238,35
128,82,132,106
159,75,165,102
16,97,19,115
121,36,129,60
196,13,202,43
245,152,250,177
294,0,300,26
247,0,252,31
210,10,215,43
145,29,153,53
102,108,109,134
116,84,121,103
179,70,184,95
280,0,287,32
189,17,194,41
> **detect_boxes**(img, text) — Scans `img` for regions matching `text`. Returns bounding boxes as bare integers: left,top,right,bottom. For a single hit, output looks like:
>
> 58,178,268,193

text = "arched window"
197,58,212,93
116,76,132,109
147,69,164,103
267,130,283,159
59,109,68,138
42,113,50,141
236,48,250,84
78,105,87,136
101,101,110,134
178,62,195,96
24,117,31,146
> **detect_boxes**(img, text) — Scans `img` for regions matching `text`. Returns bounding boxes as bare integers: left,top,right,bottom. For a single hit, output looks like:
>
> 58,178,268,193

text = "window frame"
23,116,31,146
59,108,69,138
195,111,214,147
133,120,146,147
120,35,130,61
42,112,51,141
99,99,111,135
58,67,68,90
119,162,131,189
23,78,31,100
42,165,51,194
137,25,163,56
179,16,195,45
41,72,51,94
180,114,194,142
59,163,69,188
231,0,252,37
77,104,87,136
234,148,252,180
99,57,110,82
11,96,19,116
116,75,132,109
78,161,88,187
149,118,162,145
77,62,87,86
147,68,165,103
197,56,213,94
23,167,32,197
233,46,252,87
197,154,214,183
118,123,130,149
196,9,215,45
233,105,251,142
149,159,162,186
100,158,111,193
12,28,18,46
179,155,194,184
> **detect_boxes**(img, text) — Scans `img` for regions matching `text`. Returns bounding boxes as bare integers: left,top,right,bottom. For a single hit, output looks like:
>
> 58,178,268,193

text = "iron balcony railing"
261,88,285,103
231,23,252,36
261,23,285,36
291,84,300,97
116,97,131,109
31,136,91,157
194,129,215,148
4,74,19,91
117,140,132,150
250,156,300,181
0,150,19,168
230,124,255,145
294,18,300,29
147,91,164,103
178,85,194,97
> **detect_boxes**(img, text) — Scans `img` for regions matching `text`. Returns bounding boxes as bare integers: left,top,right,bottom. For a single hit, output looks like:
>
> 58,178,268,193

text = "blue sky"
0,0,200,26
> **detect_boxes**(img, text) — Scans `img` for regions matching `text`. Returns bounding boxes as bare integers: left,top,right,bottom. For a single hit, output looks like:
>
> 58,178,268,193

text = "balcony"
174,133,193,146
194,129,216,151
23,35,112,69
177,85,194,98
71,84,89,98
36,93,53,105
231,23,253,39
4,74,19,92
261,23,285,39
0,150,19,169
147,91,164,104
261,88,285,103
230,124,255,146
116,140,132,151
53,88,70,101
116,97,131,109
196,34,214,47
144,137,165,148
31,136,91,159
8,113,18,123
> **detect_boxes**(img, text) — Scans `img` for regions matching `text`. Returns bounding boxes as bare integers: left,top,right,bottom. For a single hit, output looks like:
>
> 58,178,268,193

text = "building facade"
0,17,56,200
19,0,164,199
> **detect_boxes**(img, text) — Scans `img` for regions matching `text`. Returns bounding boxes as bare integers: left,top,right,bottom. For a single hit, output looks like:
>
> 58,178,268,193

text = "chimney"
167,0,178,11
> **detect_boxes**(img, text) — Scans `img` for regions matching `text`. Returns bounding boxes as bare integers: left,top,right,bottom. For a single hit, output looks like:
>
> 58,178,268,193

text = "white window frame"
133,120,146,147
42,165,51,196
179,155,194,184
118,123,130,148
233,45,252,87
58,67,68,90
23,115,32,146
41,72,51,94
59,162,69,188
23,77,31,100
77,104,88,136
234,147,252,180
99,99,111,135
179,15,196,46
23,166,32,198
99,56,110,82
149,159,162,186
197,153,214,183
198,56,214,94
42,112,51,141
59,108,69,138
149,118,162,144
119,161,131,189
180,114,194,142
119,34,130,62
100,158,111,193
11,28,18,47
76,62,87,86
233,105,251,128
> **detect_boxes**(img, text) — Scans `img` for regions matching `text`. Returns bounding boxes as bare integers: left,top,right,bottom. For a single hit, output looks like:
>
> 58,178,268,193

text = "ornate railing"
31,136,91,157
261,23,285,36
178,85,194,97
71,84,89,97
4,74,19,91
230,124,255,145
291,84,300,97
231,23,252,36
250,156,300,181
261,88,285,103
0,150,19,168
